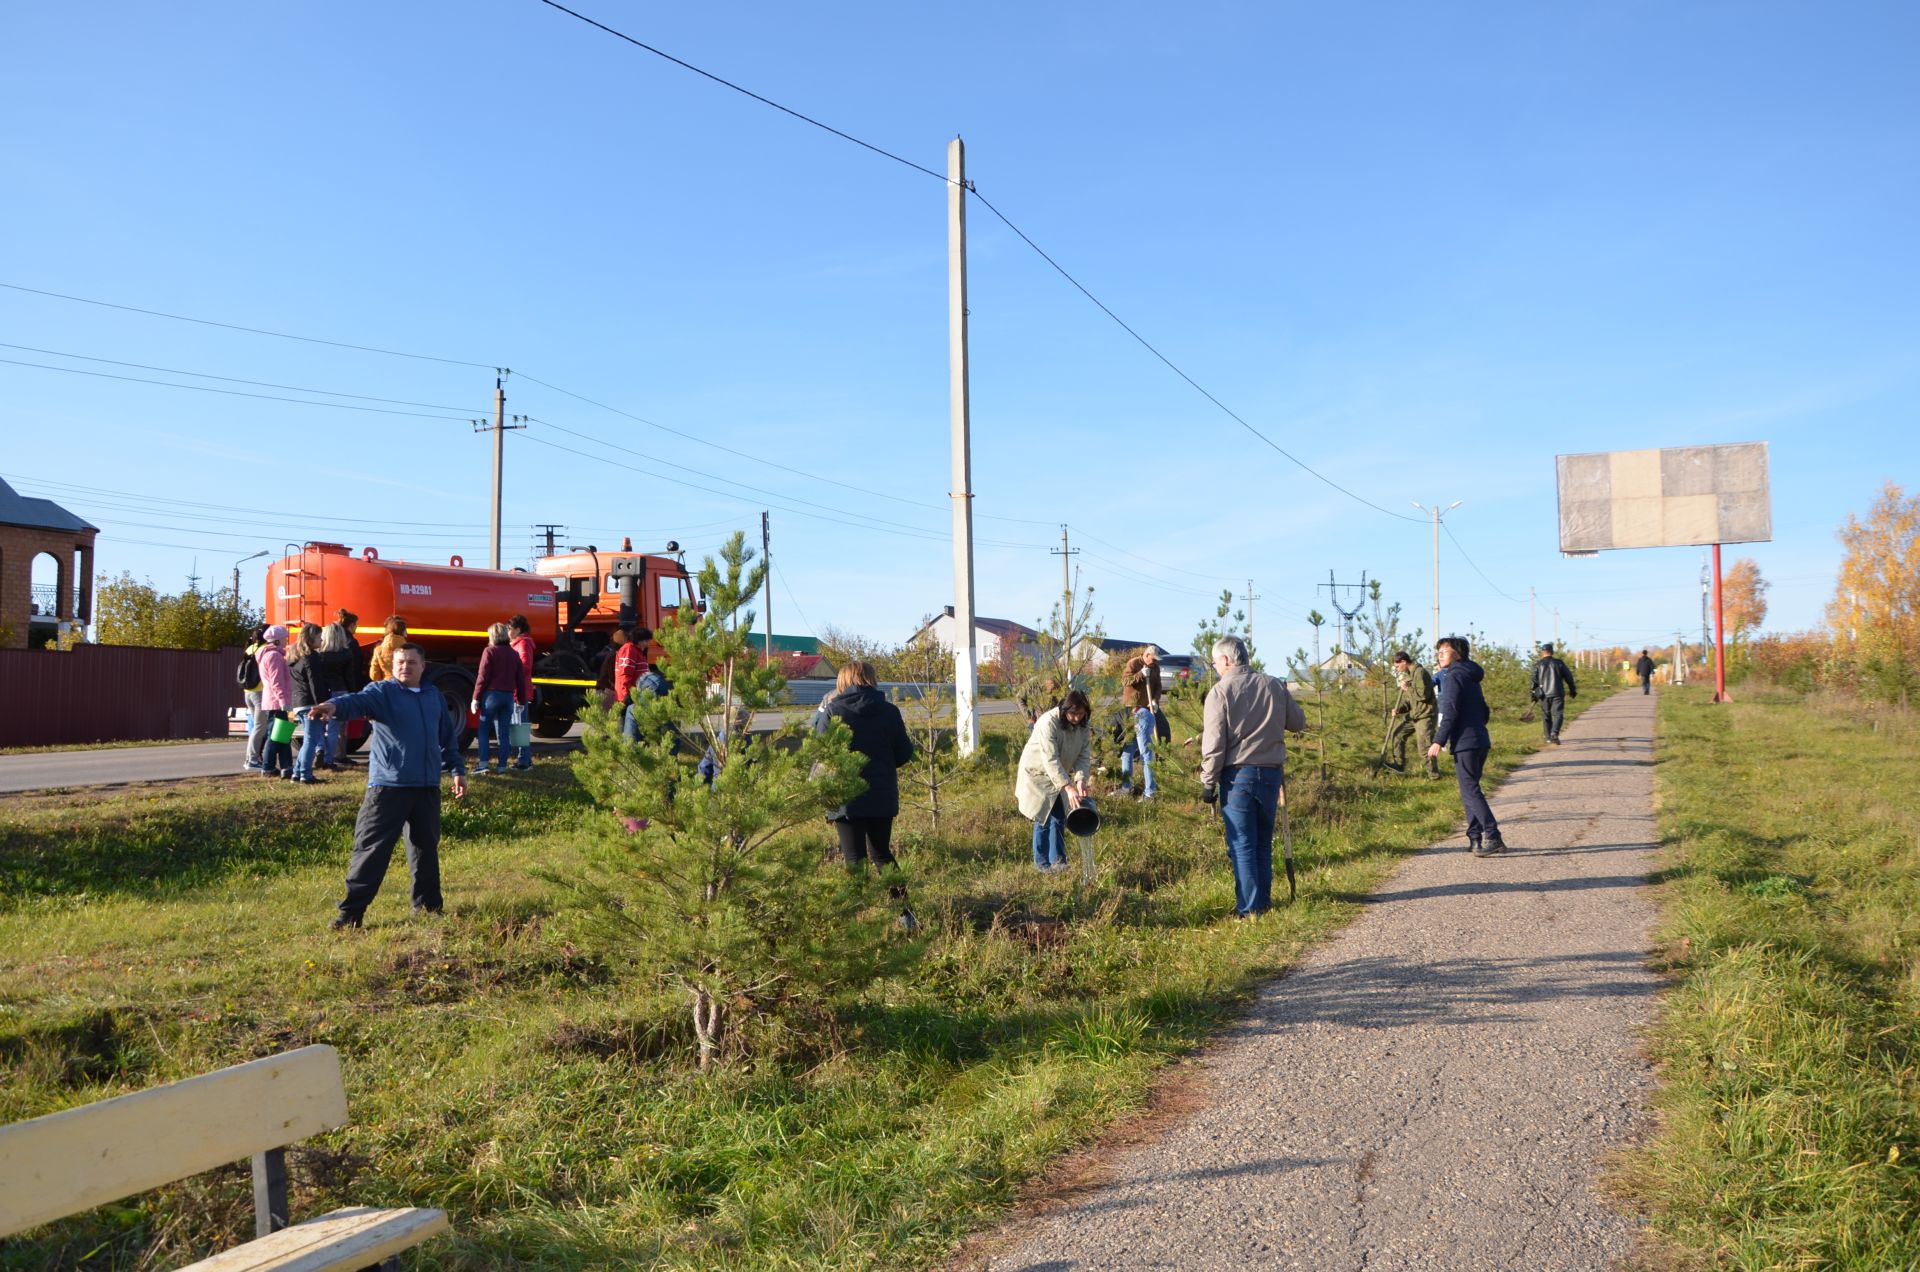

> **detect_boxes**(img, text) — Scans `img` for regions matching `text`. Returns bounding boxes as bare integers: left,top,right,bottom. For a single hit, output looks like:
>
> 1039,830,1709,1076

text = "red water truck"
263,538,700,747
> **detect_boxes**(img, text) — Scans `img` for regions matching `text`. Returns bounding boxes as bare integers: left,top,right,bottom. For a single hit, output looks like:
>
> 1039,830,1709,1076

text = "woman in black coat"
814,660,917,929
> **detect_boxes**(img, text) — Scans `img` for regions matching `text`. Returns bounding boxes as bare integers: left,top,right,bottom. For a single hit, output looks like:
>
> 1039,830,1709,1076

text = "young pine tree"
562,532,912,1071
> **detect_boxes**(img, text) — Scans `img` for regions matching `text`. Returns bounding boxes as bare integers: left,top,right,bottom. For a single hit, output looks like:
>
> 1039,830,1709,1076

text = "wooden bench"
0,1045,448,1271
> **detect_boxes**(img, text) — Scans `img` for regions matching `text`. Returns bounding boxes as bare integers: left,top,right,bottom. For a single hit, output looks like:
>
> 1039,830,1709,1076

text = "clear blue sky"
5,2,1915,663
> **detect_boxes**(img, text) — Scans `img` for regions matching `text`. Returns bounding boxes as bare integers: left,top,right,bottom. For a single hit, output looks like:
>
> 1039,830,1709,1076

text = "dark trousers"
1541,695,1565,740
1453,747,1500,845
1640,675,1652,695
834,815,897,869
339,785,443,919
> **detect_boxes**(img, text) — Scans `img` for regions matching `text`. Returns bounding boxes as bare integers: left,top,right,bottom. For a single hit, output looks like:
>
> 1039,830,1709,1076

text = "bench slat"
180,1207,450,1272
0,1045,349,1237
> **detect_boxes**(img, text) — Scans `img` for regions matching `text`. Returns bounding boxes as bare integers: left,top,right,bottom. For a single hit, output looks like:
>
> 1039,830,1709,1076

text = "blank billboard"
1557,442,1770,553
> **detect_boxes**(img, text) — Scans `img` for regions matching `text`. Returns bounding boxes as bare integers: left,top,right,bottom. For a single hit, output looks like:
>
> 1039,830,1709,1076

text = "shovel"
1279,776,1297,902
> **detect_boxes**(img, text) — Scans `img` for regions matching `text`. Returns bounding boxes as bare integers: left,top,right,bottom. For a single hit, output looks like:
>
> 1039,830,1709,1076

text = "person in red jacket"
611,626,652,741
508,614,538,770
469,623,529,775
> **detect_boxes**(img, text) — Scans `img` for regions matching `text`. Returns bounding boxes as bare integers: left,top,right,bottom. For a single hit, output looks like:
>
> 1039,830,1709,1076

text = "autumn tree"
1827,482,1920,702
93,572,261,650
1721,558,1770,644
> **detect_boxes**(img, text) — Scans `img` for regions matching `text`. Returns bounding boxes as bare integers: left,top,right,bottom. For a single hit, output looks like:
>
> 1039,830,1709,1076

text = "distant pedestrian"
1016,689,1093,872
1428,636,1506,857
470,622,528,776
1120,647,1164,799
1200,635,1308,917
240,624,268,771
1386,650,1441,778
814,660,917,930
508,614,538,770
368,616,408,683
287,623,328,784
1635,650,1656,695
255,625,293,778
306,643,467,929
1529,643,1578,744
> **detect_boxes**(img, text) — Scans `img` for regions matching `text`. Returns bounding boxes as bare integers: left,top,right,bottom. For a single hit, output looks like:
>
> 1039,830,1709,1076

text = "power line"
2,472,488,528
771,558,818,638
0,341,483,412
530,3,1426,527
0,281,494,368
1440,520,1525,604
0,357,475,421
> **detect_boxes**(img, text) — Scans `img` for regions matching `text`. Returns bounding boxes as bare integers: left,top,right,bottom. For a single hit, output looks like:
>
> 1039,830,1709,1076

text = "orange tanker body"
263,539,697,746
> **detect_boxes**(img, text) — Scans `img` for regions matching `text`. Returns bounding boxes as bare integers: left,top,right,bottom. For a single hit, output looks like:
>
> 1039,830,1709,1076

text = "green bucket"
269,716,297,744
508,722,533,748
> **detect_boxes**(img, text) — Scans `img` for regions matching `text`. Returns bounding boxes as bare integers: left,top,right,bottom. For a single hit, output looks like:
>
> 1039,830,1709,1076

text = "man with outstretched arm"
1200,635,1307,917
306,642,467,929
1428,635,1506,857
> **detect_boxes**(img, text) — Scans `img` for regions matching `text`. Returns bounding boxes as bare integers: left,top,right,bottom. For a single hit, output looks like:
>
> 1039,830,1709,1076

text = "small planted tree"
891,621,958,832
561,532,911,1070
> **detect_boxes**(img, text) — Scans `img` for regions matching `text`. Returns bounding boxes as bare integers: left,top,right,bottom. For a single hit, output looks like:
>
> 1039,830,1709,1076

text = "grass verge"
1618,685,1920,1270
4,669,1607,1269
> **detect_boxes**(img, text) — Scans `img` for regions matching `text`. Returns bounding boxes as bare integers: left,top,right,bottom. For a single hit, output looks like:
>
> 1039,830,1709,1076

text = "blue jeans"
325,716,344,764
511,701,533,768
476,691,514,771
293,707,325,779
1031,798,1067,869
1119,708,1156,796
1220,765,1283,915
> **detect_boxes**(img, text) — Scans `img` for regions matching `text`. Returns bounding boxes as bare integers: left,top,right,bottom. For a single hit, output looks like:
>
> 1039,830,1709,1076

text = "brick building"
0,477,97,649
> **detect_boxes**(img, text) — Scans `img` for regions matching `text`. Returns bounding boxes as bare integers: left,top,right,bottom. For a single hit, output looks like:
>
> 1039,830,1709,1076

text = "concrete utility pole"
1052,524,1079,677
1411,500,1460,639
1553,607,1561,648
946,136,980,756
473,369,525,570
231,549,268,612
761,511,773,667
1245,579,1261,653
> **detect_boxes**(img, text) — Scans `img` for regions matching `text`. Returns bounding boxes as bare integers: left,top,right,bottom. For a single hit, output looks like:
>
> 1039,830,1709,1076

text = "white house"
1068,636,1171,672
910,607,1045,666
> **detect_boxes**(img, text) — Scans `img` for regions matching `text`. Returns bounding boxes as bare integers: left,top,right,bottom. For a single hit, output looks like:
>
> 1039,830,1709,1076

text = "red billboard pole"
1712,543,1727,702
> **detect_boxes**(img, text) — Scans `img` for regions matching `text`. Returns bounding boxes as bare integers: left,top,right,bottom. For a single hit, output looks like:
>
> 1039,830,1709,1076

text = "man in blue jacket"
1426,636,1507,857
306,643,467,928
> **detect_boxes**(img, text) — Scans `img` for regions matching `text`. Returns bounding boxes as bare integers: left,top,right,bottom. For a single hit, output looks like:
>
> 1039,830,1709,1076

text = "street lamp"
231,550,270,613
1411,500,1461,641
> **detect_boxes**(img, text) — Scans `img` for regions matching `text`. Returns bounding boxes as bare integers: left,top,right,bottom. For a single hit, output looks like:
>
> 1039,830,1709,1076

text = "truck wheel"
428,665,477,753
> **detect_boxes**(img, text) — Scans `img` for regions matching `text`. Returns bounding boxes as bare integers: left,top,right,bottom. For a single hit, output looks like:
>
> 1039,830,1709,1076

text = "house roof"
0,477,97,534
1073,636,1170,655
913,611,1041,643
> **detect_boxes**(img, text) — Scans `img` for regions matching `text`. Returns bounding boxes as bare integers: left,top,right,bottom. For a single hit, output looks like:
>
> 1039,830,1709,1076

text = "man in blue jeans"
1428,635,1507,857
306,643,467,928
1200,636,1307,917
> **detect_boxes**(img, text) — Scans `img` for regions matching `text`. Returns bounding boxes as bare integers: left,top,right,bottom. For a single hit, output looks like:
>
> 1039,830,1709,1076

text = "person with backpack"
1529,643,1578,745
255,625,294,778
239,625,268,771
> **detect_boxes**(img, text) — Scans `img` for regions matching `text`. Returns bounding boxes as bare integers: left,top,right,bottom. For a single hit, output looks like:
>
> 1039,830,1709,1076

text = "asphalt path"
0,699,1025,793
970,690,1661,1271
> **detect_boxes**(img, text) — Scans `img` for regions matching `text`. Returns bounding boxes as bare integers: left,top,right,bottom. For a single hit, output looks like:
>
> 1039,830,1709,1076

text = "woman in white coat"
1014,689,1093,871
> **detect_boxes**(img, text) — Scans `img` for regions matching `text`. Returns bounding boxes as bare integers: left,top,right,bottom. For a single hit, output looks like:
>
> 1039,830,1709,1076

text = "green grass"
1618,685,1920,1270
2,666,1604,1269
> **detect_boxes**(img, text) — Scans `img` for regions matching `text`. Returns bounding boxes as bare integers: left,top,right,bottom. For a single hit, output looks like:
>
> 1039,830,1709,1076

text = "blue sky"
5,2,1915,663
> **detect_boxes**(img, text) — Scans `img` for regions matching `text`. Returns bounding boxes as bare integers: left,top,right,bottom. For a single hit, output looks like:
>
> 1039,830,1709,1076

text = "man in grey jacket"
1200,636,1307,916
307,643,467,929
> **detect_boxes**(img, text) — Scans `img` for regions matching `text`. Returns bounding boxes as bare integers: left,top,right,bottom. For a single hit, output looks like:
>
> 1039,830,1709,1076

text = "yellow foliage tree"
1721,558,1769,644
1827,481,1920,668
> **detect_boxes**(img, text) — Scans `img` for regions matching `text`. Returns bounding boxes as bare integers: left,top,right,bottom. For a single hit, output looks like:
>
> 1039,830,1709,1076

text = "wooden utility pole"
761,511,773,667
1052,524,1079,678
947,137,980,755
474,369,524,570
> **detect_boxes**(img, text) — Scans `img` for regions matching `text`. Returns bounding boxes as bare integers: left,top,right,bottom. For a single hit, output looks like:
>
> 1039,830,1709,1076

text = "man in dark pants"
307,643,467,929
1636,649,1657,695
1529,642,1578,744
1428,636,1506,857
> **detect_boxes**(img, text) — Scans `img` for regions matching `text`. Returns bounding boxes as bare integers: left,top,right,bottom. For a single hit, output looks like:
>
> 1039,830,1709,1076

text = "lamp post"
1411,500,1461,640
231,550,270,614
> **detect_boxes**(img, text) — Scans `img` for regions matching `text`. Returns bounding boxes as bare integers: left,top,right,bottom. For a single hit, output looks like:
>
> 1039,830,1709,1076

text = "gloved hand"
1201,784,1218,805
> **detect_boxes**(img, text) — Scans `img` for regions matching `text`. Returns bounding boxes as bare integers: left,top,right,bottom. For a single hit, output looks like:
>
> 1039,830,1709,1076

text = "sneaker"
1472,839,1507,857
329,913,362,931
412,904,444,917
243,762,263,772
513,764,533,772
293,774,320,785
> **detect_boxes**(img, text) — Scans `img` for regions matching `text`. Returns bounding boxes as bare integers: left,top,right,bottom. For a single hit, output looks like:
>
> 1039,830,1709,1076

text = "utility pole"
1052,524,1079,678
473,368,524,570
1245,579,1261,653
533,524,564,558
1553,607,1561,649
1411,500,1460,638
946,136,980,756
1673,630,1687,686
761,511,773,666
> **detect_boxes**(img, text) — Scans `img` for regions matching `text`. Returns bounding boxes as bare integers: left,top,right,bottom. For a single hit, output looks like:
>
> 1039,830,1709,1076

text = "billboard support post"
1712,543,1727,703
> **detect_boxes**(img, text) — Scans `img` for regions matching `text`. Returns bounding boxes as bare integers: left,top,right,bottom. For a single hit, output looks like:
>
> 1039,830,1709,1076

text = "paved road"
0,699,1027,793
972,690,1661,1271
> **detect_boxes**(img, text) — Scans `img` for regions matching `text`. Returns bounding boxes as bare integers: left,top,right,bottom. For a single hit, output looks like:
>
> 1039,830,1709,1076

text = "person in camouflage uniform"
1387,650,1440,778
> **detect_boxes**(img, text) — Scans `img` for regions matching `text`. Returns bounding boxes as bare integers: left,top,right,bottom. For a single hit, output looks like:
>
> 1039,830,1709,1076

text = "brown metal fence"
0,645,242,748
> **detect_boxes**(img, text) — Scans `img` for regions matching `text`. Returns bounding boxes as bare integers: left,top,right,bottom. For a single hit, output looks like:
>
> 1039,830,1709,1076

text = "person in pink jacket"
255,625,295,778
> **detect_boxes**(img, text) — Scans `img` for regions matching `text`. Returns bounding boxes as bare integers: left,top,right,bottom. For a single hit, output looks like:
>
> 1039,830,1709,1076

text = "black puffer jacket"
288,653,325,710
814,685,914,821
